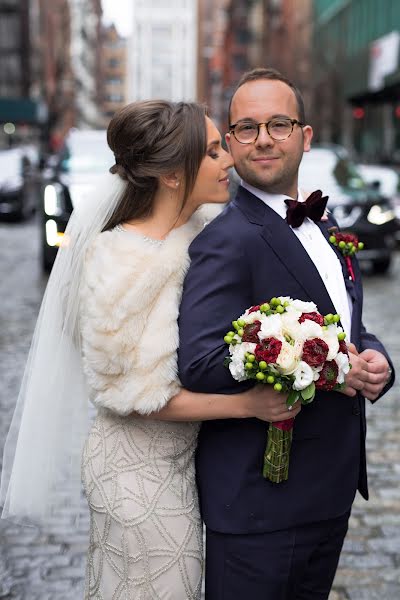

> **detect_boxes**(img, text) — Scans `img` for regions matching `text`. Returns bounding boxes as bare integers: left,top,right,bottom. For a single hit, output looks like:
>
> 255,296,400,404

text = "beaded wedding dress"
79,217,206,599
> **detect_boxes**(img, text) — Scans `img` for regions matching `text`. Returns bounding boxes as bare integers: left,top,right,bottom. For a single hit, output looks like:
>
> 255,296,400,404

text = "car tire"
372,257,391,274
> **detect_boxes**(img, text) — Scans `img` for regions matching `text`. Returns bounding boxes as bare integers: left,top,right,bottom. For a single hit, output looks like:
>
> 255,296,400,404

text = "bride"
0,100,299,599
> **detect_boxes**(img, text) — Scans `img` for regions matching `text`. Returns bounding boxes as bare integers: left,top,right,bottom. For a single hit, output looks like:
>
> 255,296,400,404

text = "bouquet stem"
263,421,294,483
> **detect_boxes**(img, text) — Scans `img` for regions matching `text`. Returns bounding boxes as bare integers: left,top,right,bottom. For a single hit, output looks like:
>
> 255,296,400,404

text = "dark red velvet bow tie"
285,190,329,228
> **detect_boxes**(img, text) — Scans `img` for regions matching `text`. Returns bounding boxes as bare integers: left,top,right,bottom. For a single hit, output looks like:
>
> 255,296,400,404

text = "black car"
40,129,114,271
299,146,399,274
0,147,38,220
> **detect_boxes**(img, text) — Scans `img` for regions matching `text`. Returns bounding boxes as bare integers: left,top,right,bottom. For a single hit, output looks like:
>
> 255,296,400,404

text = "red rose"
255,337,282,364
338,340,349,356
298,312,324,326
315,360,339,391
248,305,261,314
302,338,329,367
242,321,262,343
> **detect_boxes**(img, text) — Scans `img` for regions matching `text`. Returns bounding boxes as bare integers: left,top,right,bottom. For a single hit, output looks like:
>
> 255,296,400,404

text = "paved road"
0,216,399,599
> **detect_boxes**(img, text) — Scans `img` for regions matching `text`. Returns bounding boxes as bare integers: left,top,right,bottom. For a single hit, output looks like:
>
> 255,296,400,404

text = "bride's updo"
104,100,207,231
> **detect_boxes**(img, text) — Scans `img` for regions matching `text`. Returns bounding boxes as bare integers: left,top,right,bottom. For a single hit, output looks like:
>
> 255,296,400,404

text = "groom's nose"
255,124,275,149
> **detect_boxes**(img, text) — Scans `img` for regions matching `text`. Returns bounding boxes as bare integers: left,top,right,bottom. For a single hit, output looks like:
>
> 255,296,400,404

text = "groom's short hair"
228,67,306,125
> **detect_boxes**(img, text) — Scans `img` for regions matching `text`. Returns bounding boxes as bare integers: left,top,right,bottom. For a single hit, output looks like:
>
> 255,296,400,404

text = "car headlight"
367,204,395,225
44,183,64,216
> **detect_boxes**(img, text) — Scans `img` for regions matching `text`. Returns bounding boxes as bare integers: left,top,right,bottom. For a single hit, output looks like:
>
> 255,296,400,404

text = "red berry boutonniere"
328,230,364,282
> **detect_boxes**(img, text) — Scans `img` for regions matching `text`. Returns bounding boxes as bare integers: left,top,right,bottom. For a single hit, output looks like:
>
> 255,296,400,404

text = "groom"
178,68,394,599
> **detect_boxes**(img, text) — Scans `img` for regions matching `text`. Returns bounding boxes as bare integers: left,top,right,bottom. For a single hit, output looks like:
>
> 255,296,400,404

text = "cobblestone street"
0,217,399,599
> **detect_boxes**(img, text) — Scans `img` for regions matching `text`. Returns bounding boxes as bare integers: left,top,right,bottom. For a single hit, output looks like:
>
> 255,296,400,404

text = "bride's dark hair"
103,100,208,231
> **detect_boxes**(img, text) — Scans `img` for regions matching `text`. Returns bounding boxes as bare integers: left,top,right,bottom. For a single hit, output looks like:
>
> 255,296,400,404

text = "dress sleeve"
79,232,181,416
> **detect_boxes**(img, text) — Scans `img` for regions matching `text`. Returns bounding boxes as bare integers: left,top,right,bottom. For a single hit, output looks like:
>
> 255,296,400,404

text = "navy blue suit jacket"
178,186,394,534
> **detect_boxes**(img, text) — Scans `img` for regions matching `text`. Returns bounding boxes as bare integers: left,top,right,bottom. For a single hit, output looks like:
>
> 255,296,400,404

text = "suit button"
352,405,361,416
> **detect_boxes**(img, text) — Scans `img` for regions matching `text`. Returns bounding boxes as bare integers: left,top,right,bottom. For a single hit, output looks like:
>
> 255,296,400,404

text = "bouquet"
224,297,351,483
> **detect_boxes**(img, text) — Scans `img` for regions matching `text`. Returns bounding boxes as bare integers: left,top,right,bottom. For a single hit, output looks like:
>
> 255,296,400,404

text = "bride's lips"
219,176,230,185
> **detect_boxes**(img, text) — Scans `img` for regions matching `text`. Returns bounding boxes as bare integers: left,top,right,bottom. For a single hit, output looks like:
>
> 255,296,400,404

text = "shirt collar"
240,180,304,220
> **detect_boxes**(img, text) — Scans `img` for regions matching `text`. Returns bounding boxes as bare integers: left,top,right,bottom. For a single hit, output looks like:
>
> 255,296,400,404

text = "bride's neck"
123,188,195,240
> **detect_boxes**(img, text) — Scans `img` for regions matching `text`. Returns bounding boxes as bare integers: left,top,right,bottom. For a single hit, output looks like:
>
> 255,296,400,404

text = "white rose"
276,341,299,375
258,314,283,341
243,310,263,324
335,352,350,384
229,356,246,381
299,319,324,340
293,361,315,390
277,296,293,305
281,311,302,339
289,299,318,313
321,329,340,360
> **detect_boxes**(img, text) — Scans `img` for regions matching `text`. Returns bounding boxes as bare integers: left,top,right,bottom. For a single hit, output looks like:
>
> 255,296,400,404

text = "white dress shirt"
241,181,353,340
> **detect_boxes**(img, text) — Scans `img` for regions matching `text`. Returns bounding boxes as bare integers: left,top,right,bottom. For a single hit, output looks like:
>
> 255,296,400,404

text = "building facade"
69,0,103,128
313,0,400,162
102,24,127,122
197,0,313,131
128,0,197,102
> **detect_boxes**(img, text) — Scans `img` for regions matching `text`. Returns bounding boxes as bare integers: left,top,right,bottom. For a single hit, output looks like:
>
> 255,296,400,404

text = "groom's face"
226,79,313,197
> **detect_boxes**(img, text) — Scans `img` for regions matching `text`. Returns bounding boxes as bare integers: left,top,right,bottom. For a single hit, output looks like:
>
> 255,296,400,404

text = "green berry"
224,335,233,344
333,314,340,323
338,241,346,249
338,332,346,341
259,361,267,370
237,328,244,337
245,362,254,370
325,313,334,323
248,354,255,363
274,383,283,392
237,318,246,327
276,305,285,314
358,242,364,250
329,235,336,244
266,375,275,384
256,372,265,381
260,303,270,312
232,320,239,330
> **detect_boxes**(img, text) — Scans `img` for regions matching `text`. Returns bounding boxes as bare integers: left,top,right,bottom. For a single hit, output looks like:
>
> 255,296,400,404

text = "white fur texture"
79,212,207,416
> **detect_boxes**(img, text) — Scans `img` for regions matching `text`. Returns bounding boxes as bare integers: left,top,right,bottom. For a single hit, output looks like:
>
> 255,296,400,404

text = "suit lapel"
233,187,338,315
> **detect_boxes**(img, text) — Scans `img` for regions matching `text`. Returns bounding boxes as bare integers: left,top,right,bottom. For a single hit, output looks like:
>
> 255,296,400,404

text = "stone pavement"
0,217,399,599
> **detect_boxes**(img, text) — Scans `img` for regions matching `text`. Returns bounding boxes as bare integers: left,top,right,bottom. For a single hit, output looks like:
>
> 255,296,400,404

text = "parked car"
299,146,399,274
40,129,114,271
357,163,400,244
0,147,38,220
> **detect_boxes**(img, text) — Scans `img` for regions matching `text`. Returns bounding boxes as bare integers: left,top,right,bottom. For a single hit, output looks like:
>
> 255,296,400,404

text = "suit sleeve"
178,221,254,394
353,255,395,401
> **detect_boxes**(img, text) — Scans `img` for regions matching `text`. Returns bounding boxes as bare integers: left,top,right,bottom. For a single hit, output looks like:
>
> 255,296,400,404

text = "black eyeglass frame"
228,118,305,144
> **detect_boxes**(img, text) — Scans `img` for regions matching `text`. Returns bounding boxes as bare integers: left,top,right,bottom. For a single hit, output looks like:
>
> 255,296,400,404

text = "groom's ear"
225,132,231,150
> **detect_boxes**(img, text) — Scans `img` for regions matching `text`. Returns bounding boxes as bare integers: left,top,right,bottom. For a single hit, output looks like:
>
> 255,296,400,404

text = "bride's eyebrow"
207,140,220,149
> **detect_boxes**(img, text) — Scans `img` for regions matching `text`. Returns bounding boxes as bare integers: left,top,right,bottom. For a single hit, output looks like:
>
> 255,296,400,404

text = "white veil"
0,172,127,525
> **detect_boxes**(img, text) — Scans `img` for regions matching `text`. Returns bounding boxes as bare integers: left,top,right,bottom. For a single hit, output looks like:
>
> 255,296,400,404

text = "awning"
0,97,47,124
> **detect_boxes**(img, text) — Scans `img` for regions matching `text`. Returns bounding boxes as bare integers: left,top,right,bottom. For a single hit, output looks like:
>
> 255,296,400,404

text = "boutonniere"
328,228,364,282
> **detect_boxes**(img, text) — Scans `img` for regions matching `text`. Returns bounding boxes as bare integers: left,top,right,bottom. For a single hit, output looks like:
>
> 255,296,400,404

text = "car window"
60,134,113,174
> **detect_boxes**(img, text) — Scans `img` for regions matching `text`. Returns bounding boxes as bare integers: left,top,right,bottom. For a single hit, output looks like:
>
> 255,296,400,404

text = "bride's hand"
243,385,301,422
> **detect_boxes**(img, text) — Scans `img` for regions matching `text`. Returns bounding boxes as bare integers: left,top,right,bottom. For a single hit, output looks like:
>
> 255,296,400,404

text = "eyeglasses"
229,118,304,144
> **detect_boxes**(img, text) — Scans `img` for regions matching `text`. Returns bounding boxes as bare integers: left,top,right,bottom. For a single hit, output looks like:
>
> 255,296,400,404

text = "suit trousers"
205,511,350,600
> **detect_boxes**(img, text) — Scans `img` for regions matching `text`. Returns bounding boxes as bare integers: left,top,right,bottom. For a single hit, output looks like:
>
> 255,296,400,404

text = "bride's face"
188,117,234,208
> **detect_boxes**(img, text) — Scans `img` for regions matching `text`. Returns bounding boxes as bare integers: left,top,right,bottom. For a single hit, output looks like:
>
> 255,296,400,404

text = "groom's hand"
245,386,301,422
357,349,391,401
342,343,370,397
